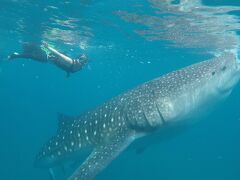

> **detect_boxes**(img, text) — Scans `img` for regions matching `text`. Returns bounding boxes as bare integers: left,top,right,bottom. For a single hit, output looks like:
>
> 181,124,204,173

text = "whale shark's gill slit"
152,90,166,125
155,103,166,125
68,130,134,180
142,109,152,129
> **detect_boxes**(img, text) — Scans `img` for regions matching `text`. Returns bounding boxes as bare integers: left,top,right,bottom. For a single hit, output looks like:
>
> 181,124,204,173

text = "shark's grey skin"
35,52,240,180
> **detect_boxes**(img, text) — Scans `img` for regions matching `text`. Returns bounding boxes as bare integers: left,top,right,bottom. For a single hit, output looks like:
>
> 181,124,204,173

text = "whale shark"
35,52,240,179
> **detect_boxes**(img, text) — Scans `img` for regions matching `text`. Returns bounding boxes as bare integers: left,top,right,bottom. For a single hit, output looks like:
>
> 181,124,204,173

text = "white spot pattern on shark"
35,53,240,179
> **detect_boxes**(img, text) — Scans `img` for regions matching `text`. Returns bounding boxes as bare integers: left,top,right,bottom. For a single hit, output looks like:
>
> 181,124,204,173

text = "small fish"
35,52,240,179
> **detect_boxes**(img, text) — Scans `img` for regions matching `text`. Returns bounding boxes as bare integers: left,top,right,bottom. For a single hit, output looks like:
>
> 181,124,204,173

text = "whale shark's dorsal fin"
68,130,135,180
57,113,75,131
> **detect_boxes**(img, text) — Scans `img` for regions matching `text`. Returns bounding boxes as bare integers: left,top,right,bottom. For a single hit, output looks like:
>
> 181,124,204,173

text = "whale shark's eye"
221,66,227,71
211,71,215,76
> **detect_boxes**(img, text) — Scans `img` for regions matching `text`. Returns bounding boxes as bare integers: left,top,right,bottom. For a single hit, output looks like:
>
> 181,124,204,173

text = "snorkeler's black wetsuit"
8,43,88,76
8,43,48,63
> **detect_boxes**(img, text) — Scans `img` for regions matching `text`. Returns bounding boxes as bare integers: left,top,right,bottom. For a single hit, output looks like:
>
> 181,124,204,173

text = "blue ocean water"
0,0,240,180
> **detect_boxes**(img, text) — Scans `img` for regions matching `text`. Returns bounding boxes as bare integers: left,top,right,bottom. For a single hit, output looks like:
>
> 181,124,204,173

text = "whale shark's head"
213,53,240,95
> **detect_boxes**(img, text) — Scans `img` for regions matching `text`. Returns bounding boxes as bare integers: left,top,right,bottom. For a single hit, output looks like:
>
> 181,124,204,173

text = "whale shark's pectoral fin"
68,131,135,180
48,168,56,180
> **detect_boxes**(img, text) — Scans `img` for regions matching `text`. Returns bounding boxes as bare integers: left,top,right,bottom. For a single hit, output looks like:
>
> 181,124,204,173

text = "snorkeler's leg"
8,43,37,60
23,42,49,62
8,52,27,60
9,42,48,62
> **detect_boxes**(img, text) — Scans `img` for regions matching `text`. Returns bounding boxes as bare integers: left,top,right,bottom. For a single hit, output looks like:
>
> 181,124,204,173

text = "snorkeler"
8,42,88,77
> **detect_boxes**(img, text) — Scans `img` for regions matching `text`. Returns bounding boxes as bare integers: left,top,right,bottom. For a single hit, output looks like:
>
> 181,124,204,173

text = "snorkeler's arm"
44,43,73,64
